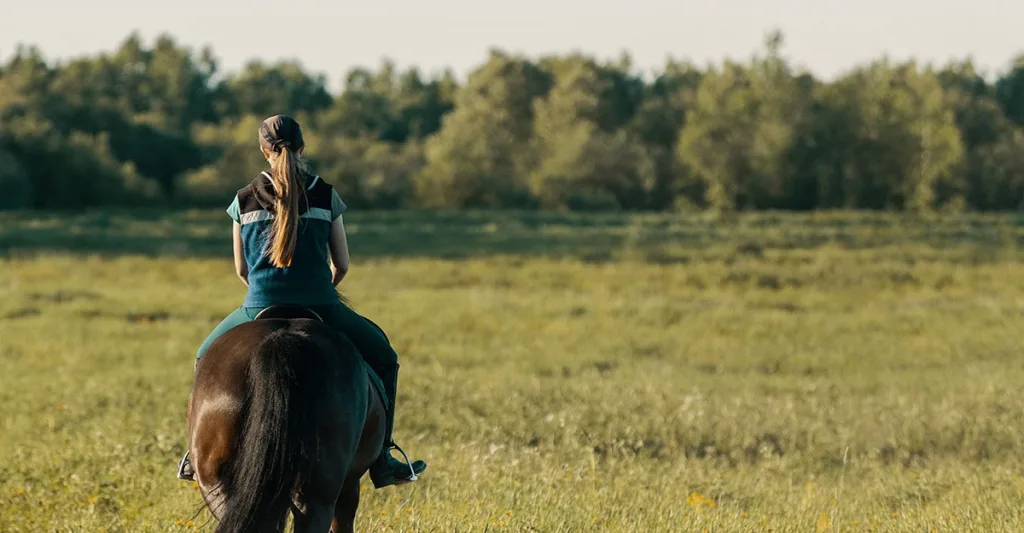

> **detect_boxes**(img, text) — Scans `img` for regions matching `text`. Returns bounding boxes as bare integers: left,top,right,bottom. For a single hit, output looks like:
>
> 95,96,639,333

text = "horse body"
187,315,386,533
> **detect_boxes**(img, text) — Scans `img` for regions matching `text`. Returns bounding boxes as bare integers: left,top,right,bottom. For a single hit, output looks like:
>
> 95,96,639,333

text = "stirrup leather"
390,442,419,482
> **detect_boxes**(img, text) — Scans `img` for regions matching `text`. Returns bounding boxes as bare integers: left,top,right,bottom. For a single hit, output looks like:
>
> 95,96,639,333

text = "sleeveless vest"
229,171,344,307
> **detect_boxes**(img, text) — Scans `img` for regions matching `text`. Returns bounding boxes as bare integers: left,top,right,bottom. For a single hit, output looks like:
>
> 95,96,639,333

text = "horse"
185,305,387,533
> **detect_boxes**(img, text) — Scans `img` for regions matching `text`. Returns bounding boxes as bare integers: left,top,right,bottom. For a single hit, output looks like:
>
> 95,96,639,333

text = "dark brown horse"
185,306,386,533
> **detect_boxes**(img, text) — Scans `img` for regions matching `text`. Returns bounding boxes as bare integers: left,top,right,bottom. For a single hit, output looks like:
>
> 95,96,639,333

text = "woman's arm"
328,215,350,286
232,222,248,287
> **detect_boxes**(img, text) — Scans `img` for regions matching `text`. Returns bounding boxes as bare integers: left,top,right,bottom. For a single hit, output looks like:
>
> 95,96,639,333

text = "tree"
530,57,654,210
222,59,332,119
176,116,269,204
322,62,455,143
628,60,703,209
0,114,154,208
307,134,425,209
0,149,31,209
935,60,1024,209
2,30,1022,212
0,45,56,120
996,55,1024,127
804,61,963,210
31,34,215,194
415,51,550,208
677,33,813,210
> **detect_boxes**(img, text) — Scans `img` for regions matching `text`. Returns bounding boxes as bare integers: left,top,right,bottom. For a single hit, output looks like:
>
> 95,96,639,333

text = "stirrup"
177,452,195,481
390,442,419,482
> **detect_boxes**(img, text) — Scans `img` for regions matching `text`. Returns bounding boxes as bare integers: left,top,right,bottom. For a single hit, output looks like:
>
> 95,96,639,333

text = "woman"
177,114,426,488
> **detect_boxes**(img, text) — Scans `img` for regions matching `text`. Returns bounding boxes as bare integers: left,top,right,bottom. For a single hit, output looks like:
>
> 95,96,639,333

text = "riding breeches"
195,303,399,388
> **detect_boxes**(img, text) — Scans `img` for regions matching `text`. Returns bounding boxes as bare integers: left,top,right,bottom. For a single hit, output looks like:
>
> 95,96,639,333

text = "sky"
3,0,1022,89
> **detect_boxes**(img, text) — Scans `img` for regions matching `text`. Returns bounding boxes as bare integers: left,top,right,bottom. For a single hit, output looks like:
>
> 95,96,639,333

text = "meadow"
1,209,1023,532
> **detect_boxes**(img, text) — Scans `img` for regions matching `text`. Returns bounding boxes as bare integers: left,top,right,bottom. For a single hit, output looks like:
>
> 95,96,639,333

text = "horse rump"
213,325,326,533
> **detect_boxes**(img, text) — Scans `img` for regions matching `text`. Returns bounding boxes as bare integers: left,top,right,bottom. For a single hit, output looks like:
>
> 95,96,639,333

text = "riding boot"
368,363,427,488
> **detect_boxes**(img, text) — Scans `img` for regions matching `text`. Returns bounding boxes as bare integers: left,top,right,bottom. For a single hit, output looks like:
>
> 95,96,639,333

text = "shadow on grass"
1,209,1022,261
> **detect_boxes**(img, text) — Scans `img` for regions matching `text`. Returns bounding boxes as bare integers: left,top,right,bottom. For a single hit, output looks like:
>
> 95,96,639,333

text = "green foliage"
222,59,332,119
530,58,655,210
3,32,1024,211
320,61,456,143
415,52,549,208
942,61,1024,210
0,112,156,208
176,116,268,204
802,61,964,211
0,149,31,209
996,55,1024,127
308,135,425,209
677,37,813,211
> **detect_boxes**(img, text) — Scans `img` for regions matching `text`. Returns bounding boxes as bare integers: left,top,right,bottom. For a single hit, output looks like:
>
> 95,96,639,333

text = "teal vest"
226,172,347,307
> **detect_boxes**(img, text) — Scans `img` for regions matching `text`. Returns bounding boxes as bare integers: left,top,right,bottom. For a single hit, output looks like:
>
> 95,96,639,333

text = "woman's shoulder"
306,174,337,191
236,172,274,207
226,172,276,223
227,172,346,222
305,175,347,219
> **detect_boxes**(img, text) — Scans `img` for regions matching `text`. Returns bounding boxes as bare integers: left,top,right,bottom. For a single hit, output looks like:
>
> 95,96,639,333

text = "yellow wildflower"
686,491,716,511
816,512,831,532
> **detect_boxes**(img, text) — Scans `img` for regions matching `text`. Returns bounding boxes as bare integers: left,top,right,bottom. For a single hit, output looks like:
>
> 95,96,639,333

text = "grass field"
1,210,1023,532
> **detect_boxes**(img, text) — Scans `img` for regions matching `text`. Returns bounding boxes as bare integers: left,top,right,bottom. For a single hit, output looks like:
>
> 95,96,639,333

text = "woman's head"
258,114,305,159
258,115,307,269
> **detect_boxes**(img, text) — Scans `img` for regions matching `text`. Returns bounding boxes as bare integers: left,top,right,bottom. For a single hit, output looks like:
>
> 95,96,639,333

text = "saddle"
254,305,324,322
253,305,389,411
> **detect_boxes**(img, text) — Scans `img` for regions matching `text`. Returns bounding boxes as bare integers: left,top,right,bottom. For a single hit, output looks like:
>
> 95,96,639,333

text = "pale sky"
3,0,1022,89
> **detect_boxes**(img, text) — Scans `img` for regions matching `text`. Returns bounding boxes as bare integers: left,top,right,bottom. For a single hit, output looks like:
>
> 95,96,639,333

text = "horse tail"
215,327,322,533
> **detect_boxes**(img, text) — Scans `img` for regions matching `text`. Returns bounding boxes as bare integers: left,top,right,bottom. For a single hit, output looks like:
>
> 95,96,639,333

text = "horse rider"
177,114,427,489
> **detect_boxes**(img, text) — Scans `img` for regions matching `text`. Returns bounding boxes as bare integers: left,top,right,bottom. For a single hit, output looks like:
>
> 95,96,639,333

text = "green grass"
1,210,1023,532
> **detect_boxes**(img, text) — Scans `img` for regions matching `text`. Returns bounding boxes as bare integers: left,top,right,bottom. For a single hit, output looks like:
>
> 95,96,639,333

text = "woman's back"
227,171,347,307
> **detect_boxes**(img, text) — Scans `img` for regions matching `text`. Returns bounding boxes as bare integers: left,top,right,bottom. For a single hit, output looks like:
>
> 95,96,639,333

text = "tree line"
2,31,1023,212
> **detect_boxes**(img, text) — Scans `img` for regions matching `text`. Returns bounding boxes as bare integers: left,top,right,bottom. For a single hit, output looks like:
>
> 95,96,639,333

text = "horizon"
3,0,1023,90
